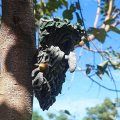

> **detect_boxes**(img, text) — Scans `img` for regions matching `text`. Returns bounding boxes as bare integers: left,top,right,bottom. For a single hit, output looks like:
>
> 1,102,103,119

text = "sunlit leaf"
109,60,120,69
96,60,109,79
88,28,107,43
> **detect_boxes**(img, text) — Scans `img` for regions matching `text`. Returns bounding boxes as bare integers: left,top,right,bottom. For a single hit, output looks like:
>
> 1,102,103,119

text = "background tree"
47,111,70,120
84,98,120,120
32,98,120,120
32,112,44,120
32,110,72,120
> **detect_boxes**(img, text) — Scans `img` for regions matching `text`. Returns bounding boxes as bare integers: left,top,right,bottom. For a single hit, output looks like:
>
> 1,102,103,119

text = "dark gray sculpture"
32,17,86,110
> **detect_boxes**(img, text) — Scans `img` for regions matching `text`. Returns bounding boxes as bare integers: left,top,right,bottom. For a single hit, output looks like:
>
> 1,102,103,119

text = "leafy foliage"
87,28,107,43
47,111,68,120
110,26,120,34
96,60,109,79
32,111,71,120
32,112,44,120
84,98,119,120
32,98,120,120
34,0,84,24
34,0,68,21
87,0,120,43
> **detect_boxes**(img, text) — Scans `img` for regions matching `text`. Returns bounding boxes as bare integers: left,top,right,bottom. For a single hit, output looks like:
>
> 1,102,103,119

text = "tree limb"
88,76,120,92
112,19,120,27
94,0,101,28
82,46,107,53
112,11,120,19
79,0,114,46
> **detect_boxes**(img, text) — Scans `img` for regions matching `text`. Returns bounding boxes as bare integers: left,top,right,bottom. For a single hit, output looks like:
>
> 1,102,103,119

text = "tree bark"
0,0,36,120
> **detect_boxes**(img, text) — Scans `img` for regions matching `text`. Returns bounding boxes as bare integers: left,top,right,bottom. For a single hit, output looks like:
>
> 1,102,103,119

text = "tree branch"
82,46,107,53
104,0,113,22
112,19,120,27
94,0,101,28
79,0,114,46
88,76,120,92
112,11,120,19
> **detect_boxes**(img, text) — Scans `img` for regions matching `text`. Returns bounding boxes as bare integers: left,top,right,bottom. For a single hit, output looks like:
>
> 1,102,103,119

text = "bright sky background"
33,0,120,120
0,0,120,120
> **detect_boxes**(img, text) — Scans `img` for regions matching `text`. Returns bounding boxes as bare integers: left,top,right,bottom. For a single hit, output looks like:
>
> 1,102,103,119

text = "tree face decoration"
32,17,86,110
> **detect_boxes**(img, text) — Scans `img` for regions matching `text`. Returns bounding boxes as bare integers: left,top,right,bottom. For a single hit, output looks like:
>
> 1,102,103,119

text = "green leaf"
64,110,71,115
88,28,107,43
60,0,68,8
86,67,92,75
96,71,103,79
98,60,108,71
63,9,73,20
70,4,76,12
96,60,109,78
110,26,120,34
109,60,120,69
62,4,76,20
47,112,56,119
33,0,37,4
86,64,94,75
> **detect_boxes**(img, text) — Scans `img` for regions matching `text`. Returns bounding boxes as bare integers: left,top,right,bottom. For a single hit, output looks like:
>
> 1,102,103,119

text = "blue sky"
0,0,120,119
33,0,120,120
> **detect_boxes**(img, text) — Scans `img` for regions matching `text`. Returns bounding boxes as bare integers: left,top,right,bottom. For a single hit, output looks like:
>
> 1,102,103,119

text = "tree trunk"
0,0,36,120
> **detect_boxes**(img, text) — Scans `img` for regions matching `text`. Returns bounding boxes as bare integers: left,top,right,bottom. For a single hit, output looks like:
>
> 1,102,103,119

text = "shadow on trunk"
0,0,36,120
0,102,29,120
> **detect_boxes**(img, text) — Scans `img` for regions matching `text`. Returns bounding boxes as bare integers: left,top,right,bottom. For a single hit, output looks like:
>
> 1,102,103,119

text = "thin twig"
82,46,107,53
88,76,120,92
112,20,120,27
107,67,119,100
112,11,120,19
77,64,120,93
91,41,119,98
86,81,94,92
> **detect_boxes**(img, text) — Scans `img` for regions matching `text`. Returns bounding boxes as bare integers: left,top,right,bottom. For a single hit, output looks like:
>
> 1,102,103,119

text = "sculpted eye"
45,55,49,61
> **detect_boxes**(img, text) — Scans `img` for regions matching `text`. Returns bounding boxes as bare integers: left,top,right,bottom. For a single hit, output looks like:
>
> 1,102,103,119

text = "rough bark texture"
0,0,36,120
